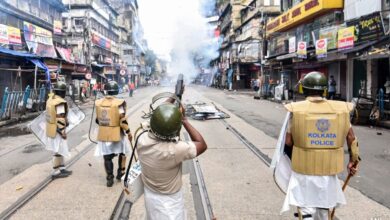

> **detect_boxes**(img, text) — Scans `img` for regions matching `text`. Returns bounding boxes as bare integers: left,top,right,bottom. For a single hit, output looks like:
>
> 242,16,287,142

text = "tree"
144,49,157,75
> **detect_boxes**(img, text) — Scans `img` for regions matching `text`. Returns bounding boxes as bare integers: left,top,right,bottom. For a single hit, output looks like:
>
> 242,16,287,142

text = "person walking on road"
45,81,73,178
328,75,336,100
136,91,207,219
129,81,135,97
281,71,360,220
94,81,132,187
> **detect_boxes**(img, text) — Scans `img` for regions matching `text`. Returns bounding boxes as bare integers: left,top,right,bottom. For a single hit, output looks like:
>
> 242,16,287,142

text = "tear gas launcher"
175,74,184,100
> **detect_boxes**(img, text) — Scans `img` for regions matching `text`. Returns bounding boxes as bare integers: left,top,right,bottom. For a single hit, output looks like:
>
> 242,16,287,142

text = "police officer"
45,81,72,178
136,94,207,219
95,81,132,187
281,72,360,220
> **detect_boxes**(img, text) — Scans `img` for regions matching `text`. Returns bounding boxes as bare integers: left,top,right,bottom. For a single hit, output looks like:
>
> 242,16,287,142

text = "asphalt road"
195,85,390,209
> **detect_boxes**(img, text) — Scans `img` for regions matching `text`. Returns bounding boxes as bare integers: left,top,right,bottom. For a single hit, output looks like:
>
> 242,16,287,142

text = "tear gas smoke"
166,0,220,83
139,0,220,84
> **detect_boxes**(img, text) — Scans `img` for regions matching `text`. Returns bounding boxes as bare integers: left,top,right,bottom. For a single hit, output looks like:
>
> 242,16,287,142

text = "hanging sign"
316,39,327,58
53,20,62,34
297,41,307,59
319,26,338,50
289,36,296,53
8,26,21,45
337,26,355,51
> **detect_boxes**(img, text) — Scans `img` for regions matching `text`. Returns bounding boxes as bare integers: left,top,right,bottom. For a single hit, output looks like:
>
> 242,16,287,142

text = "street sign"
120,69,126,76
85,73,92,80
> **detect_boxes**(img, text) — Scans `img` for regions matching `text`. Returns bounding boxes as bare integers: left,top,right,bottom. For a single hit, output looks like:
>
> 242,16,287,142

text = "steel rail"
220,119,272,167
0,142,95,219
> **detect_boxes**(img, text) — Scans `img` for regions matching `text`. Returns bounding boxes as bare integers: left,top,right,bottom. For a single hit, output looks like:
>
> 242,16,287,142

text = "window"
17,0,30,13
273,0,280,6
74,18,84,26
264,0,270,6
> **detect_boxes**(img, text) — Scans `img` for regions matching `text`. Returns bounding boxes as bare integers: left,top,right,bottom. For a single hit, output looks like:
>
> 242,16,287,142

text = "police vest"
285,98,354,175
95,96,125,142
46,94,67,138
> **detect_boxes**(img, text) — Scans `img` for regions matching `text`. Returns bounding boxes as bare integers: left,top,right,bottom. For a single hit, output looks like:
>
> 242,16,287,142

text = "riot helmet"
150,103,182,141
301,71,327,97
53,81,67,98
105,81,119,96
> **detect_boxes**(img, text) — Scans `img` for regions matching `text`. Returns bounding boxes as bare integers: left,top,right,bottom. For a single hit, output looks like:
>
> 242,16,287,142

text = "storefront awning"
0,46,39,58
341,41,377,54
276,53,297,60
92,63,112,68
28,58,51,82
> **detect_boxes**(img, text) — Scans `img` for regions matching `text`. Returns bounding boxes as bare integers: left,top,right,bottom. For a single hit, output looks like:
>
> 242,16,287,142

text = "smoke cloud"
139,0,220,83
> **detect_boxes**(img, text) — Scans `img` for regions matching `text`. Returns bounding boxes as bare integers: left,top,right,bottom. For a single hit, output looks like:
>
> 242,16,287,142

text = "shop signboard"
337,26,355,51
266,0,343,34
23,21,56,57
319,26,338,50
289,36,296,53
92,32,111,50
297,41,307,59
0,24,22,45
346,12,384,43
0,24,8,44
53,20,62,34
315,38,327,58
8,26,21,45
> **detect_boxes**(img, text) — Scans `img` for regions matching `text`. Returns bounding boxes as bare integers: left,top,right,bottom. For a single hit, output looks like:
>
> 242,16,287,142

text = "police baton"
331,160,360,219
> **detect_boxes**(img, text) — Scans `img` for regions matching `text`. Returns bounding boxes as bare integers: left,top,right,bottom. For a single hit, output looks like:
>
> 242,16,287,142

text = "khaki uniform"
95,96,131,185
282,97,355,220
136,130,197,219
45,94,69,171
46,94,68,138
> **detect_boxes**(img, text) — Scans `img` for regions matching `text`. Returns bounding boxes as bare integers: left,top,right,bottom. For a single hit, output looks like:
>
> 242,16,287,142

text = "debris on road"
185,102,230,120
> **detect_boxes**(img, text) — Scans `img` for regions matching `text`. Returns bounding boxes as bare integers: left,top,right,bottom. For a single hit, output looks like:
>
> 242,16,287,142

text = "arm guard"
120,117,131,135
349,139,360,163
56,117,67,135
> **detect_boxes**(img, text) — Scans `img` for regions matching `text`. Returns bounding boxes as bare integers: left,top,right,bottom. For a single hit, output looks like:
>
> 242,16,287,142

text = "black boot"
104,154,115,187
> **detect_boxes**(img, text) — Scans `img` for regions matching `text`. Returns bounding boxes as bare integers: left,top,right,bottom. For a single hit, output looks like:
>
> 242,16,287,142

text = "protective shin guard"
104,154,115,187
53,154,64,170
295,207,314,220
117,153,127,180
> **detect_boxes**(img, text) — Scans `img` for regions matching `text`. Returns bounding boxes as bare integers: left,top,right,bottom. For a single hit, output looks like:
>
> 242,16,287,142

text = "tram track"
0,99,148,220
220,119,272,167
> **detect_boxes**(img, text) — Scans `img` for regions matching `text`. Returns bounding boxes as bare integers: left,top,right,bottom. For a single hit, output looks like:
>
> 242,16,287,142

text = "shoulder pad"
113,98,125,106
328,100,354,112
346,102,355,112
284,103,293,112
285,100,309,112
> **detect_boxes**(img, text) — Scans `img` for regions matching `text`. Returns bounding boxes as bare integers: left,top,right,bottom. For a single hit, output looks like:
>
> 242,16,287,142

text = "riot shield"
88,92,105,144
271,112,292,194
29,96,86,146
